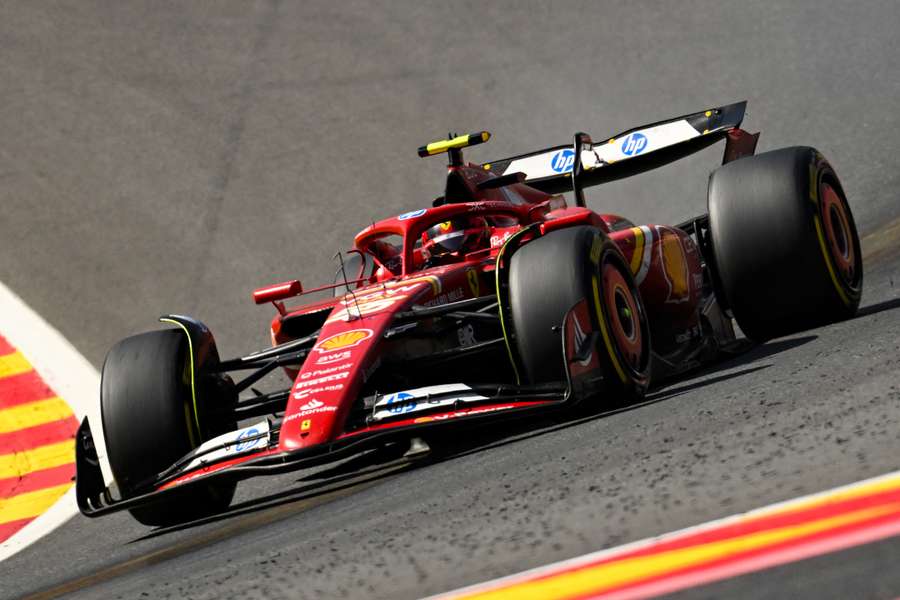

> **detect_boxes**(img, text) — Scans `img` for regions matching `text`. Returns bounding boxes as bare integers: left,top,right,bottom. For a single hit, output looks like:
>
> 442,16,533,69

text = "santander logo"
299,399,324,411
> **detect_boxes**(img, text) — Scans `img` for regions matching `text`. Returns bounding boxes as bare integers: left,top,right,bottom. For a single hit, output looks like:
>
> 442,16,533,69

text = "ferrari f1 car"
76,101,863,525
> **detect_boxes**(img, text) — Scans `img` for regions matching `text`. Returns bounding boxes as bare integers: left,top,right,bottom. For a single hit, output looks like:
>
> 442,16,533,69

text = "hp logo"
550,149,575,173
235,428,260,452
385,392,416,414
621,133,648,156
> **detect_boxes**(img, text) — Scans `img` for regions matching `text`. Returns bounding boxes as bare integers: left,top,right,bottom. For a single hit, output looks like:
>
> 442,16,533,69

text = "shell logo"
439,221,453,231
315,328,373,353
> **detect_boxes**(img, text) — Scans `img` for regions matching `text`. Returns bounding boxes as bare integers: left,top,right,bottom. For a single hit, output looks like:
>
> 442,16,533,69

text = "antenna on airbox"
417,131,491,167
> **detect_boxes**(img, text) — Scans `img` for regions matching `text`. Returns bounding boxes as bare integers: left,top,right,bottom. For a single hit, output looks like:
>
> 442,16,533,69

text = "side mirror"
252,280,303,305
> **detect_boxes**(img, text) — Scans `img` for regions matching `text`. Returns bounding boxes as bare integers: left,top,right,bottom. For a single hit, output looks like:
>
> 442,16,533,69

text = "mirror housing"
253,280,303,305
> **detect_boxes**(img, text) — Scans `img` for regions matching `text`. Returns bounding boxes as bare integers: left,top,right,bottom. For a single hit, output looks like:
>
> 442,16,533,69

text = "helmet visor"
428,229,469,255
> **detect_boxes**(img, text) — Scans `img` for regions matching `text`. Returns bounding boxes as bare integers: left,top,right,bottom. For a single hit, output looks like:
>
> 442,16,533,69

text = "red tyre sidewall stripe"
600,262,642,369
820,182,855,283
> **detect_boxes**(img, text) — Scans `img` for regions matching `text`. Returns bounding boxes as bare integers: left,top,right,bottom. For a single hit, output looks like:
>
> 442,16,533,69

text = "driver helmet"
422,216,490,259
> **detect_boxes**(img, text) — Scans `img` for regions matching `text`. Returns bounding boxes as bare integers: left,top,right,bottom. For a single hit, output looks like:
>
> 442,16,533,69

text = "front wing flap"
76,299,605,518
76,393,563,517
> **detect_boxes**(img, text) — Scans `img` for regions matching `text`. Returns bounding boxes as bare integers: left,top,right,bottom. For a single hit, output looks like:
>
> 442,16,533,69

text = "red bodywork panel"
262,162,706,452
610,225,704,352
278,260,492,450
76,111,756,518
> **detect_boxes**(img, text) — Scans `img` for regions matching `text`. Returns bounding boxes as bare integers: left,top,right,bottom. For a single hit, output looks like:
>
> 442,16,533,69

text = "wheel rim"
601,261,643,371
820,182,856,285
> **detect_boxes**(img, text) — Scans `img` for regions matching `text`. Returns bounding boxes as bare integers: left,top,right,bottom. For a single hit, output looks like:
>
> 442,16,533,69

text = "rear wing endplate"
481,101,750,196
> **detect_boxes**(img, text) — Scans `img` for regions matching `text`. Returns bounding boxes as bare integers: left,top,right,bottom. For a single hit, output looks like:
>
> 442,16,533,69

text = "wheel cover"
820,182,856,285
601,261,643,371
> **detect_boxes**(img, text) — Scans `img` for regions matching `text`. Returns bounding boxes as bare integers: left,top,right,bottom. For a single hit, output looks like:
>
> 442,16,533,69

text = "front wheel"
101,329,236,526
508,226,651,408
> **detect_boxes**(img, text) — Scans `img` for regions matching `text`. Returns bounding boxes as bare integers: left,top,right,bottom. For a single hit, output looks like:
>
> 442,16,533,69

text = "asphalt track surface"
1,1,899,598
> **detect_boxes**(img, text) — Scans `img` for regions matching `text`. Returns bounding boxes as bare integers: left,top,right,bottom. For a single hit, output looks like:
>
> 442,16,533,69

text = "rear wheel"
508,226,650,407
708,146,863,341
101,329,236,526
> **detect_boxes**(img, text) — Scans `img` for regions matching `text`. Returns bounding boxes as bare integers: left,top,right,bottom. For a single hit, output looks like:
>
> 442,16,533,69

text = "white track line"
0,279,108,563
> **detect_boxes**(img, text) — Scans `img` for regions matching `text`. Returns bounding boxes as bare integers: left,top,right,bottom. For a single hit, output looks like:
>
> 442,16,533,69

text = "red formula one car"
76,101,863,525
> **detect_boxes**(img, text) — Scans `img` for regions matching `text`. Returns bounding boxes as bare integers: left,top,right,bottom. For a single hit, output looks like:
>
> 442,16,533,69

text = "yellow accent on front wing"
159,319,201,447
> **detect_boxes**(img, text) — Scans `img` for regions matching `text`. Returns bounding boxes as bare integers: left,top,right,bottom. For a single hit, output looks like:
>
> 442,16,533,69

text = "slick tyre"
508,226,650,406
708,147,862,342
101,329,235,526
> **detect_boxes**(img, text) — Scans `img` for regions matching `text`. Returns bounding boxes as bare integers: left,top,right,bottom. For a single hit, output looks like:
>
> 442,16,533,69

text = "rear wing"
481,101,755,198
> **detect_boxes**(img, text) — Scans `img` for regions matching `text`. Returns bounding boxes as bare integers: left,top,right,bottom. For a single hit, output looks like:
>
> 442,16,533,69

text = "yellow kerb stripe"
461,503,900,600
759,471,900,518
0,397,74,433
0,351,31,380
0,440,74,479
0,483,73,524
629,227,645,275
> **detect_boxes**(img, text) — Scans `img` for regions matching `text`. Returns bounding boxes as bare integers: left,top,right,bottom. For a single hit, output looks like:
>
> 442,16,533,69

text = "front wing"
75,301,599,517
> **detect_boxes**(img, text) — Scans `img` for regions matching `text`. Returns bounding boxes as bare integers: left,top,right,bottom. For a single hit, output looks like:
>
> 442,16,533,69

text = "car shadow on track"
129,455,416,542
419,335,818,466
416,363,770,468
129,335,818,540
648,335,819,397
856,296,900,318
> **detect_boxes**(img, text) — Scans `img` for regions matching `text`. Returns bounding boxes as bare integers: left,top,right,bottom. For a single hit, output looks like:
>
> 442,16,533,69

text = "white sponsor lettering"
300,363,352,379
344,285,417,303
371,383,488,422
284,404,339,422
329,295,407,322
422,287,465,308
291,383,345,400
299,398,324,411
315,351,351,365
181,420,270,472
490,232,512,248
293,371,349,395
